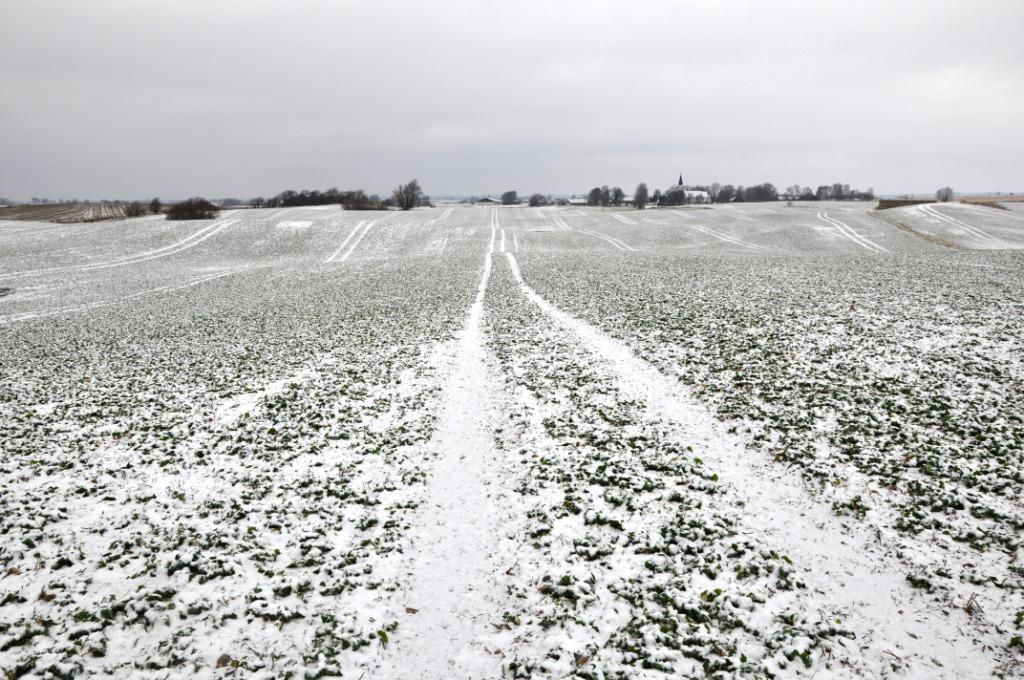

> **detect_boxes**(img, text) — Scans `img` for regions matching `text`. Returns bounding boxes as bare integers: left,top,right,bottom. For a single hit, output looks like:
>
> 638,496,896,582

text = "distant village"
469,175,876,208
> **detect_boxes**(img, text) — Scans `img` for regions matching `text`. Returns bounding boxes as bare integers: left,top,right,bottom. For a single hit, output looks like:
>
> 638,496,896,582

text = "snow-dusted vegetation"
1,204,1022,678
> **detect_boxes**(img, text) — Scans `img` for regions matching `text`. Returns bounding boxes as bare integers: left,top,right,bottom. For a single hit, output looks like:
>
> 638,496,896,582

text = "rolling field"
1,203,1022,679
0,204,129,224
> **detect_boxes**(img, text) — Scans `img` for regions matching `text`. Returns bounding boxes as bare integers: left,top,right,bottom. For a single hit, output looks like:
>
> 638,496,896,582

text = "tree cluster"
664,182,874,204
741,183,780,202
259,188,345,208
341,190,384,210
124,202,147,217
501,190,520,205
660,186,697,206
585,185,626,207
247,181,429,211
936,186,954,202
779,183,875,202
166,198,220,221
124,197,162,218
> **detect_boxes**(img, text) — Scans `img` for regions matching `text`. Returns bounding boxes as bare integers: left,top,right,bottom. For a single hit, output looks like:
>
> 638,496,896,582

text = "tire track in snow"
612,213,637,225
324,217,383,264
670,211,762,250
921,205,999,244
323,221,366,263
379,212,507,679
0,270,237,325
335,219,376,263
817,212,889,253
576,228,636,252
552,216,571,232
1,218,238,280
89,220,239,270
502,252,989,678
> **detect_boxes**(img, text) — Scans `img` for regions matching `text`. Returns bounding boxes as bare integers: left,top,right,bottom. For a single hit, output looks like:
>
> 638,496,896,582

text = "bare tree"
633,183,648,209
124,201,147,217
587,187,602,206
501,190,519,205
611,187,625,206
528,193,547,207
936,186,954,202
393,179,422,211
599,185,610,207
149,197,162,214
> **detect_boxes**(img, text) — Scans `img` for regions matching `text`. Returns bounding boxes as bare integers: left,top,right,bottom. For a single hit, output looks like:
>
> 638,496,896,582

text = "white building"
662,176,712,205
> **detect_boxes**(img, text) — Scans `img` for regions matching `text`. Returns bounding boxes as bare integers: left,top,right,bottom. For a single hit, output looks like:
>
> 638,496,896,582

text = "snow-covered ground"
1,204,1022,678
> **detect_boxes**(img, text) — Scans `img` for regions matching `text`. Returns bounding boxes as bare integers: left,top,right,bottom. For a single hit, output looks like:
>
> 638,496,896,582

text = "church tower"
678,174,684,186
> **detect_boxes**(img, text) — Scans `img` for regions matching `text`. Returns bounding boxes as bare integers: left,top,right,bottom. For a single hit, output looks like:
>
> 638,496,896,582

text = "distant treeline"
569,182,875,207
251,184,431,211
670,182,874,204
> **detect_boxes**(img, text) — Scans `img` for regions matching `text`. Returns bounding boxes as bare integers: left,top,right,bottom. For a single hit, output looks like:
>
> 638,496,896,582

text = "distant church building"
663,175,710,205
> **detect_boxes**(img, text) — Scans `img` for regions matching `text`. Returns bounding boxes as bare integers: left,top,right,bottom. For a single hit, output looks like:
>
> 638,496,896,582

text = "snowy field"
1,203,1022,679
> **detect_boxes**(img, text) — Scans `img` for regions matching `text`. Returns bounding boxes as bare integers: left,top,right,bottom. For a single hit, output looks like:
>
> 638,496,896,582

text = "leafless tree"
393,179,422,211
633,183,648,209
936,186,954,202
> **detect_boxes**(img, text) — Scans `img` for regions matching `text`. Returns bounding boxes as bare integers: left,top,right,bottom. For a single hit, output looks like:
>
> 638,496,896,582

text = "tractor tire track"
501,251,990,679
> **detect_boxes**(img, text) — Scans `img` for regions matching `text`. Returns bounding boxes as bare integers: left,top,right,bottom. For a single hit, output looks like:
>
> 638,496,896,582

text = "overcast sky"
1,0,1022,200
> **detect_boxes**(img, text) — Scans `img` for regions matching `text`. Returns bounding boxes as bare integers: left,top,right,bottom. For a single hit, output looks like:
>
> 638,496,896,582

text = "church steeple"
678,174,684,186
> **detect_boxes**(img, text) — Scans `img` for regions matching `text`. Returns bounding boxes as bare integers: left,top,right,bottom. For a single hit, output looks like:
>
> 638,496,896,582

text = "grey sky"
2,0,1022,200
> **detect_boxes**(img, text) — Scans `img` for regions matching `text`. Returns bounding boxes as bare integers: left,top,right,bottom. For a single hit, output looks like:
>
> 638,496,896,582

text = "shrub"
166,198,220,221
124,202,147,217
342,190,379,210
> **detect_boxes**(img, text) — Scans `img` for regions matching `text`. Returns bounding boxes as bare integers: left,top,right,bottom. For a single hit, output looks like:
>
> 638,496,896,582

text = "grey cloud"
1,0,1021,199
